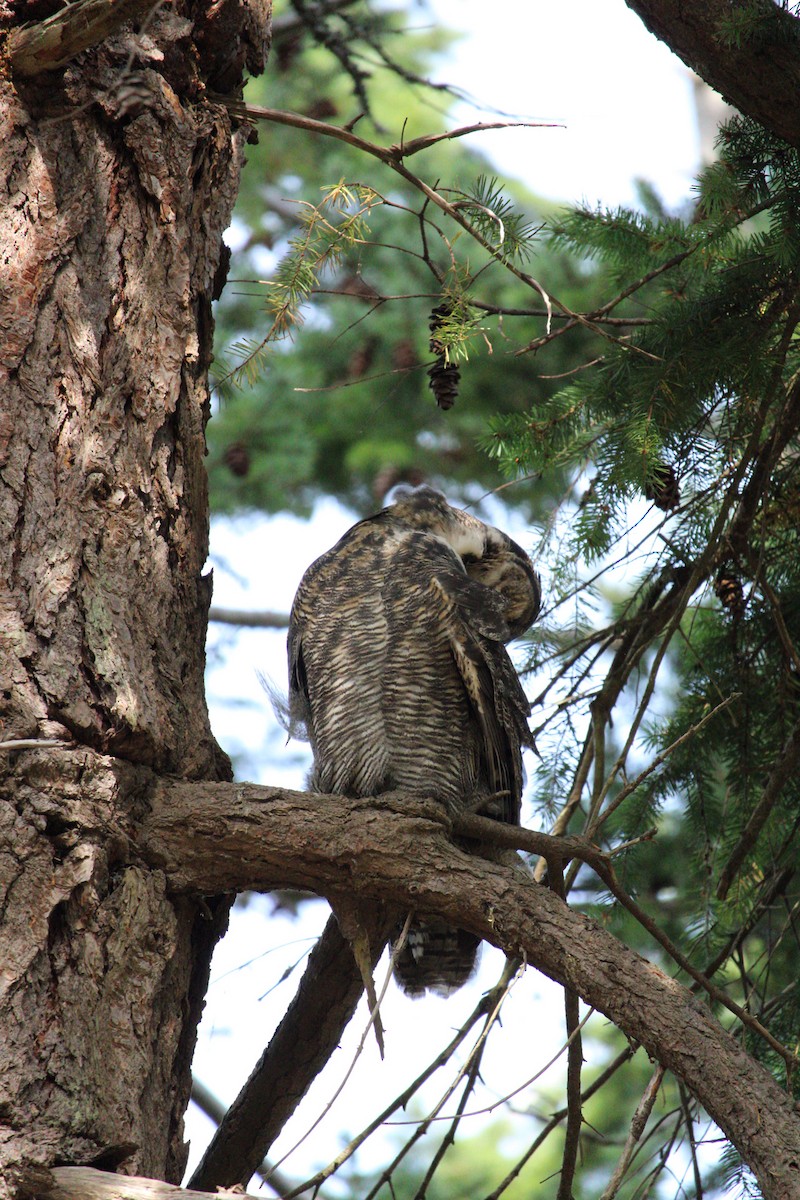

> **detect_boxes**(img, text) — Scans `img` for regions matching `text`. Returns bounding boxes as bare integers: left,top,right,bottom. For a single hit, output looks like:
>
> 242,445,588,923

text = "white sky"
187,3,711,1193
430,0,700,209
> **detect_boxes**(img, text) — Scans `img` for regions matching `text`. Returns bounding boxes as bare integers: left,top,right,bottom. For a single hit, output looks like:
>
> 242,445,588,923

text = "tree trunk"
0,1,270,1191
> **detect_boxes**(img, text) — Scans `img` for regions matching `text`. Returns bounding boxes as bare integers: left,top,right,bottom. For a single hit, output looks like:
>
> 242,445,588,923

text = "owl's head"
464,539,541,639
387,485,541,639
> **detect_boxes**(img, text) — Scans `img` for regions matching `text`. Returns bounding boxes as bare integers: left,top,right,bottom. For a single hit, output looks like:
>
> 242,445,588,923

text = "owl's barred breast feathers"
288,486,541,997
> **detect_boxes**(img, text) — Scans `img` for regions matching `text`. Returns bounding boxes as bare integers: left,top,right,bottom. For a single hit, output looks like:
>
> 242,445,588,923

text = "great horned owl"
288,486,540,996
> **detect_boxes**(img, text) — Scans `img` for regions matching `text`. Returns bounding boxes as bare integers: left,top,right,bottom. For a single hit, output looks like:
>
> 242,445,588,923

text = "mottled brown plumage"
288,486,540,997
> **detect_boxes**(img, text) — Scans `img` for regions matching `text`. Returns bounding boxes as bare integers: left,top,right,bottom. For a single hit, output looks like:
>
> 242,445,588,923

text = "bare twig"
677,1082,705,1200
208,606,290,629
285,961,518,1198
409,1020,492,1200
389,119,563,160
362,975,514,1200
598,1065,666,1200
483,1046,639,1200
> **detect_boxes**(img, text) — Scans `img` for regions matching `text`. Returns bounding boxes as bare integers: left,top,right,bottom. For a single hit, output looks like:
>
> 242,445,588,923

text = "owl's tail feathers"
392,920,481,997
330,895,387,1058
258,670,308,742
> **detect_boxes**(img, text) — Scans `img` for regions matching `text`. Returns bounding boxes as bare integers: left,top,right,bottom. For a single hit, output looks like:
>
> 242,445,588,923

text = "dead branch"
8,0,161,77
598,1065,666,1200
208,606,290,628
45,1164,261,1198
188,908,395,1191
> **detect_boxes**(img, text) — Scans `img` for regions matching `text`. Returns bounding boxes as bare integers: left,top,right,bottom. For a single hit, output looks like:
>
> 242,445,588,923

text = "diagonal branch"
598,1064,667,1200
189,1078,310,1197
138,778,800,1200
188,907,395,1191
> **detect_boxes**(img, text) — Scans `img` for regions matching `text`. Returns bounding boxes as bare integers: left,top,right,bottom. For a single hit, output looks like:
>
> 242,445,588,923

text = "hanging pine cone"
714,566,745,619
427,360,460,409
428,302,460,410
645,464,680,511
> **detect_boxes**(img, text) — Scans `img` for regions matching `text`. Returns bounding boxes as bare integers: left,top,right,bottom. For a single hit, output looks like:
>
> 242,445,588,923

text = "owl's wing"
429,560,533,825
287,520,390,793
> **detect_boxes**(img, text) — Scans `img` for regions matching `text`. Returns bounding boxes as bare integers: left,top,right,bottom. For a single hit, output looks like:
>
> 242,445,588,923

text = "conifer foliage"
486,115,800,1192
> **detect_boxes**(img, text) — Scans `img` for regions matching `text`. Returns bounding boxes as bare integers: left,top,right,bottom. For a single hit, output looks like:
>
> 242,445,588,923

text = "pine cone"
427,360,460,410
645,464,680,511
428,303,460,409
714,567,745,619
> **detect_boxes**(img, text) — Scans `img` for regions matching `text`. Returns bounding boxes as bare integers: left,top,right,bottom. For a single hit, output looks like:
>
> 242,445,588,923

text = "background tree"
3,3,800,1200
207,7,605,520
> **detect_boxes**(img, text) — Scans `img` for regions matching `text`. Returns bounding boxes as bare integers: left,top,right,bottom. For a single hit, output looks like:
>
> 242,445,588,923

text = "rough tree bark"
0,0,270,1192
3,3,800,1199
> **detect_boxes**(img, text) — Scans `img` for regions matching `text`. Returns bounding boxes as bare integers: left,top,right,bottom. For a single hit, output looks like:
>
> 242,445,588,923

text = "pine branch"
210,97,580,327
716,716,800,900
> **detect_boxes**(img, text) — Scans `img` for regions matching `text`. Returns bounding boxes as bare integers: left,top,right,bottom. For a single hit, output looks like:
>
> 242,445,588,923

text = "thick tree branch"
624,0,800,147
46,1165,261,1198
189,1078,307,1196
139,780,800,1200
8,0,161,77
188,908,396,1192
